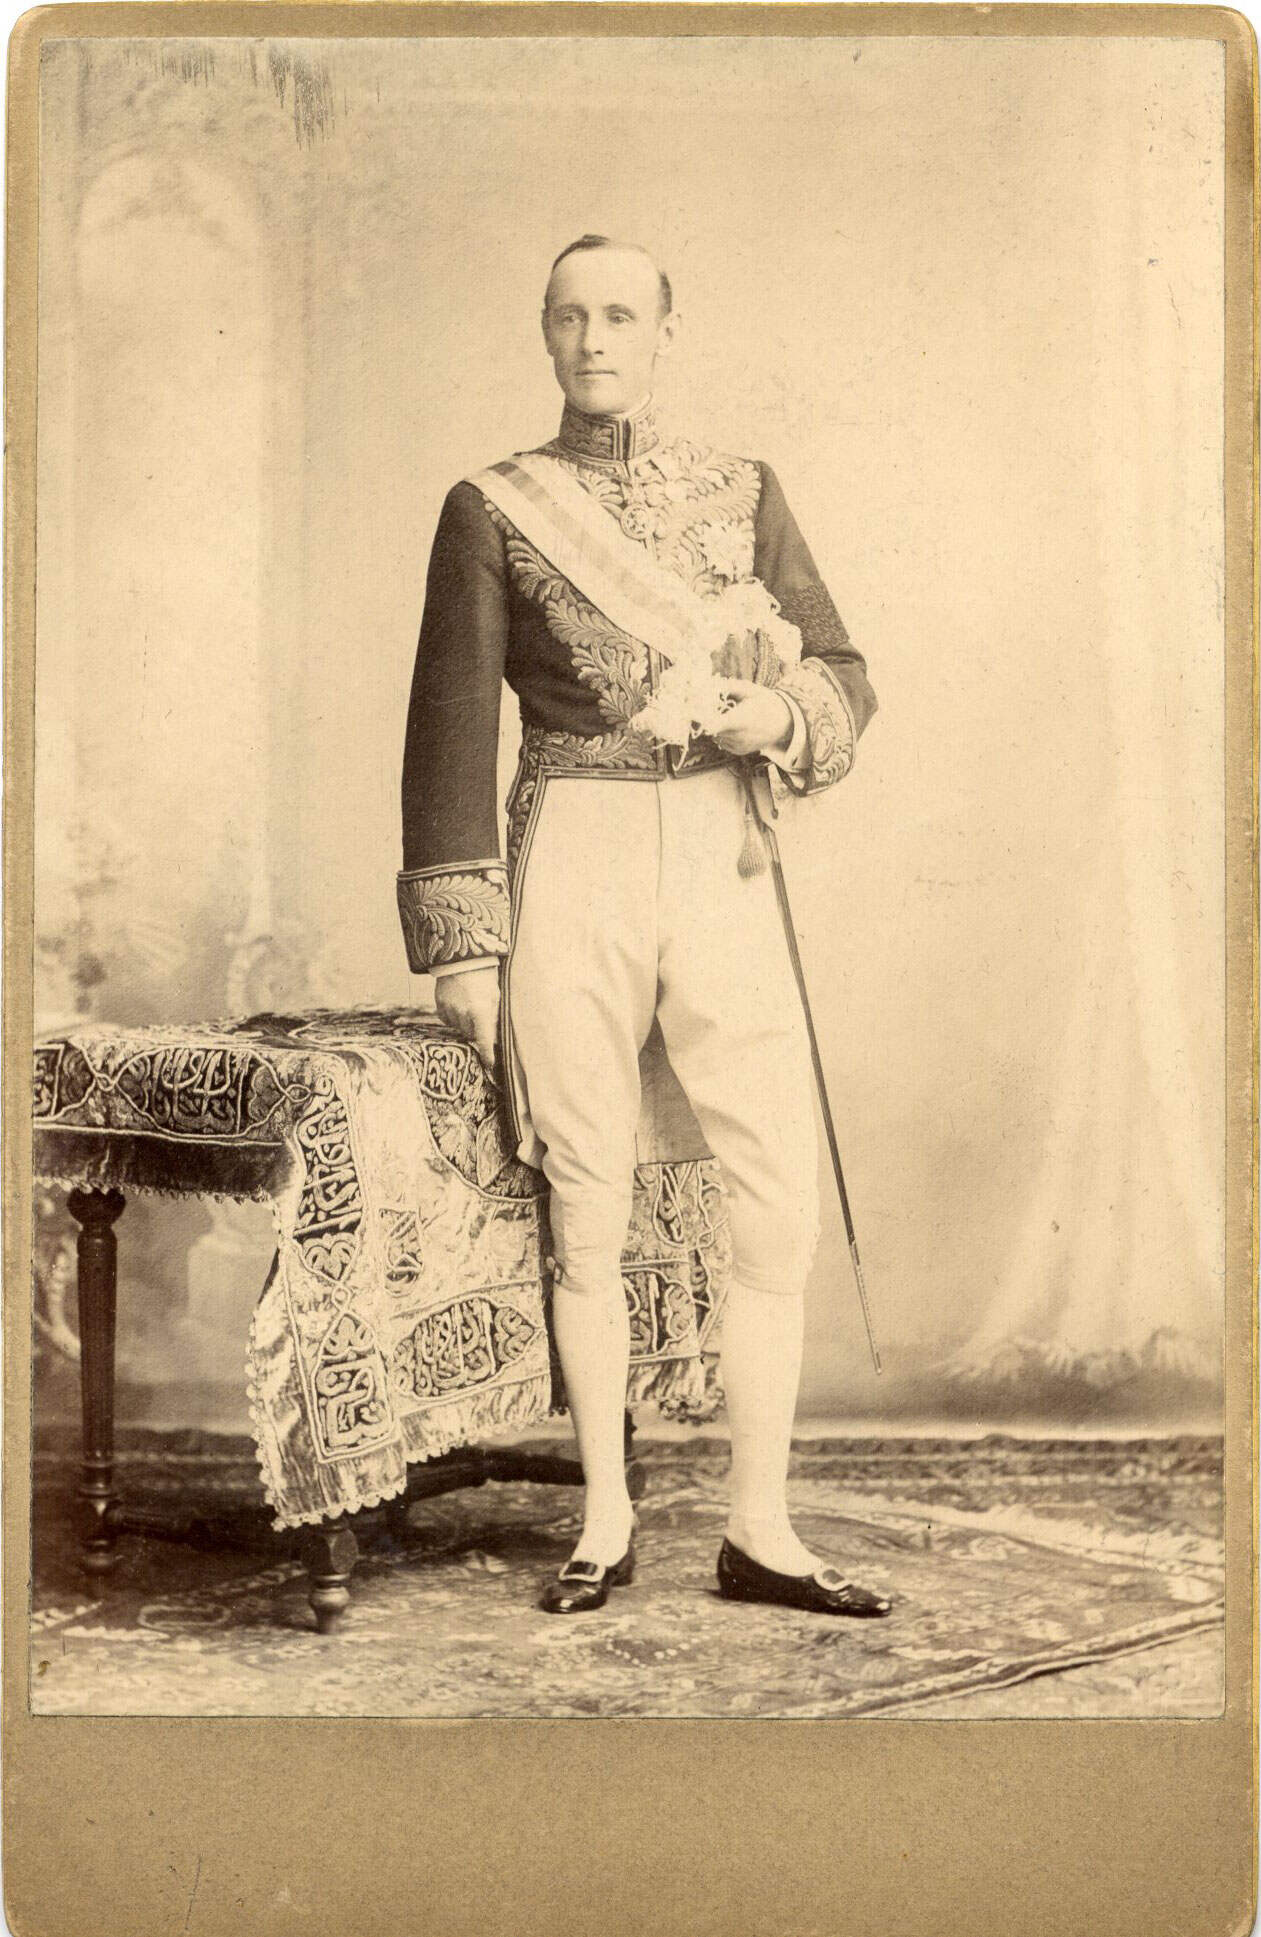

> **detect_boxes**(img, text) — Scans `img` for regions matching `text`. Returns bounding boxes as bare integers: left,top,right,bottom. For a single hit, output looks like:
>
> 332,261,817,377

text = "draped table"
32,1006,731,1629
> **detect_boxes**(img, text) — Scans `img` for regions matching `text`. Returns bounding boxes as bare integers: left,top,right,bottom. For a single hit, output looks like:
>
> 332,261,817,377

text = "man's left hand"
710,679,795,759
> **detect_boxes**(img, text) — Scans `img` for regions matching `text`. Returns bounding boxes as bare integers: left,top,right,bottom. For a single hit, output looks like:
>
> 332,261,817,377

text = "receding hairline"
543,236,673,318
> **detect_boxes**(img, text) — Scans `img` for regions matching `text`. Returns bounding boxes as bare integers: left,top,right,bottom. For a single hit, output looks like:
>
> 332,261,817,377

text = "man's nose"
579,317,609,355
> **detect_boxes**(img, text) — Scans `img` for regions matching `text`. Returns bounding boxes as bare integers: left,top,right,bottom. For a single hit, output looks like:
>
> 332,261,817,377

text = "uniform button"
618,501,657,542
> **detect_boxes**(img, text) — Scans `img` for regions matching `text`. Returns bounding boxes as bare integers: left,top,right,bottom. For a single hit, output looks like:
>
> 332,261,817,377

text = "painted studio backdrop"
33,34,1225,1431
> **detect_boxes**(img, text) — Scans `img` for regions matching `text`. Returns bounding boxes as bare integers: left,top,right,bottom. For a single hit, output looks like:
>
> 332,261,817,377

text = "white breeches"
507,765,820,1298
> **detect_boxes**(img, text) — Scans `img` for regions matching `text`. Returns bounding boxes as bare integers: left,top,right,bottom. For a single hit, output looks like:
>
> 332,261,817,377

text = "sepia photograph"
14,15,1245,1745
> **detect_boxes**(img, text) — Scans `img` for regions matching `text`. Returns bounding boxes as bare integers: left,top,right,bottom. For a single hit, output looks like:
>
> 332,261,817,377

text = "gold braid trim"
396,863,511,973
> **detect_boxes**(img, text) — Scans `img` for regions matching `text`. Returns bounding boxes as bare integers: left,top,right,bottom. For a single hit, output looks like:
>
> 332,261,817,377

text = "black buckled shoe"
539,1540,636,1614
716,1537,892,1617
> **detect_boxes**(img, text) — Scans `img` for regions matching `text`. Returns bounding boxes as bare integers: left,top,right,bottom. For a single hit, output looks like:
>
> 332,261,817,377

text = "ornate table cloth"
33,1006,731,1530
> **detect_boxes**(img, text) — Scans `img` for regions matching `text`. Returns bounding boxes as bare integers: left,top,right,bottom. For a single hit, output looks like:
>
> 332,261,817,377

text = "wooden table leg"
306,1519,360,1635
66,1187,126,1576
624,1407,646,1502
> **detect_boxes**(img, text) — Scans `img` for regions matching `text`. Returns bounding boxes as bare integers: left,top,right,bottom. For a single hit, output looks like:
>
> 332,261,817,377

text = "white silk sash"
467,451,720,676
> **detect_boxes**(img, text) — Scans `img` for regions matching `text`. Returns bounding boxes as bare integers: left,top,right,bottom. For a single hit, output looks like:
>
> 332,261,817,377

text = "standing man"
398,235,889,1618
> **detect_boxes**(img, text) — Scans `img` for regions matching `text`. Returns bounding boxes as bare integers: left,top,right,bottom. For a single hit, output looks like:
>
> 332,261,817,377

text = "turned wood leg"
383,1494,414,1537
66,1187,126,1576
306,1519,360,1634
624,1407,646,1502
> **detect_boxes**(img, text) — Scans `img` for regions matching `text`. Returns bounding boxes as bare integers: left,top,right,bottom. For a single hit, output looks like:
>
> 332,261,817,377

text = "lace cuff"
429,955,501,981
774,658,856,796
765,692,809,774
396,862,511,973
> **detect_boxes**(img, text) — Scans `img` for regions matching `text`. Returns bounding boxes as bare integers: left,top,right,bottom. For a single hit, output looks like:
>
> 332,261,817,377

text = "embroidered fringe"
256,1372,555,1532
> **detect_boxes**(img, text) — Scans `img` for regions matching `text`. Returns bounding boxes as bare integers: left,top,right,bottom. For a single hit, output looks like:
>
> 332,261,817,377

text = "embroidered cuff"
396,863,511,974
774,658,857,796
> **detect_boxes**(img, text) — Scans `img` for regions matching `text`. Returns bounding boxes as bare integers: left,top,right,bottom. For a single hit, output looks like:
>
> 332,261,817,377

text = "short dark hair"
545,234,673,319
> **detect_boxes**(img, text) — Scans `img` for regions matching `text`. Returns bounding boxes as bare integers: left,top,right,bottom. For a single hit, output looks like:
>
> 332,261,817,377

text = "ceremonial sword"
737,761,883,1376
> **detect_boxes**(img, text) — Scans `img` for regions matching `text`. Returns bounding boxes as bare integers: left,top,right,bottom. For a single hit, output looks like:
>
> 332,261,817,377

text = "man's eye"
609,313,631,325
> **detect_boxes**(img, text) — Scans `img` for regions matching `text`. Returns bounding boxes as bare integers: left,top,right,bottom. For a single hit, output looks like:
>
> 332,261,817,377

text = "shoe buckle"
814,1566,850,1591
559,1559,600,1581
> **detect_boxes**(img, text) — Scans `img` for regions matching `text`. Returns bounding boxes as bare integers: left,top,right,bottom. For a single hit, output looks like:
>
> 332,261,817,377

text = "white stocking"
719,1278,821,1576
551,1267,635,1566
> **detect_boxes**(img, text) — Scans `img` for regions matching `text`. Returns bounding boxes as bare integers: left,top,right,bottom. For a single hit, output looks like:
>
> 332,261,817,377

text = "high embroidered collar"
556,396,660,463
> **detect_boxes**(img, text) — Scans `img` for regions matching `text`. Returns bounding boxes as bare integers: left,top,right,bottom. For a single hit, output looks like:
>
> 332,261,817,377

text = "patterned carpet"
29,1431,1223,1718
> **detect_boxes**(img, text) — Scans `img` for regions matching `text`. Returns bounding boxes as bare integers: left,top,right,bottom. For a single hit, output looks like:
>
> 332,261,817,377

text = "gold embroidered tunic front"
398,398,878,975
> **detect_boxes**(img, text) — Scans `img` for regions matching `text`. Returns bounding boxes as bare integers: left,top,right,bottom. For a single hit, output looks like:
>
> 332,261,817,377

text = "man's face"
542,247,676,417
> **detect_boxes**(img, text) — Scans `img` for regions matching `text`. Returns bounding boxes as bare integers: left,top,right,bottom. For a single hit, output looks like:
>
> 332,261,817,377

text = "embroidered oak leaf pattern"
501,533,570,606
557,622,650,725
697,516,756,585
481,440,762,724
489,512,651,726
778,657,856,793
504,761,541,879
536,725,659,768
545,442,761,602
396,869,510,971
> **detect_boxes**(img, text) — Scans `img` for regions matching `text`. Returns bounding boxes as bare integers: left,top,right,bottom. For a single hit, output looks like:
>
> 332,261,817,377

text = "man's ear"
656,309,680,360
541,308,555,352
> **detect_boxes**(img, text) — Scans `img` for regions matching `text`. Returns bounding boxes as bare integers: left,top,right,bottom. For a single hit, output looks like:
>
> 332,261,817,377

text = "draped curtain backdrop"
33,34,1225,1429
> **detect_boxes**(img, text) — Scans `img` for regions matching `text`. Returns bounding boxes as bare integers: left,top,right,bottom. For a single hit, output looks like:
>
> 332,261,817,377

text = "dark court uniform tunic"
398,396,877,980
